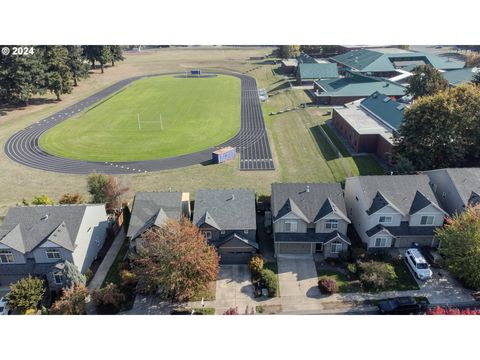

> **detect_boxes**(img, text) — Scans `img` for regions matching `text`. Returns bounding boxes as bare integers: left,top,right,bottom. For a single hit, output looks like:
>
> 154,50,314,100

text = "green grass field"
39,74,241,162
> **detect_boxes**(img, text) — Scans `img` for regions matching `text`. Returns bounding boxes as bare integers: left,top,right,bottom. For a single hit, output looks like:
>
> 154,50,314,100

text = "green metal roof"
360,91,405,130
442,68,477,86
314,71,406,98
297,63,338,80
331,49,464,72
297,53,318,64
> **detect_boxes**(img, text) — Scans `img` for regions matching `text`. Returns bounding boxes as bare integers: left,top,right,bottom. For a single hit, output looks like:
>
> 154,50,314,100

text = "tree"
0,46,46,105
110,46,125,67
392,155,416,175
131,218,219,301
50,283,89,315
82,45,100,69
59,193,85,204
393,84,480,170
104,175,129,213
65,45,90,86
406,64,449,99
318,277,338,294
435,206,480,289
87,173,109,203
43,46,73,101
427,306,480,315
5,276,45,313
472,71,480,86
61,261,87,287
278,45,301,59
97,46,112,74
31,194,55,205
92,283,125,314
358,261,397,290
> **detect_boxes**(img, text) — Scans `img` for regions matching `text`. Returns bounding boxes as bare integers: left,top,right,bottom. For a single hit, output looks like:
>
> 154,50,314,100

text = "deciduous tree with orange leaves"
131,218,219,302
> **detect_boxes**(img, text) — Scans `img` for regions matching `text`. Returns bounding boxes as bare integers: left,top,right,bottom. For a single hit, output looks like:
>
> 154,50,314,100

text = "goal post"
136,113,164,131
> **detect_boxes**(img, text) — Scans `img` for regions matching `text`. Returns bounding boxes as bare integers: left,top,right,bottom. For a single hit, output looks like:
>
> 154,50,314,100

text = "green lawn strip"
320,123,350,157
316,269,353,293
39,75,241,162
193,307,215,315
264,262,280,297
386,260,420,292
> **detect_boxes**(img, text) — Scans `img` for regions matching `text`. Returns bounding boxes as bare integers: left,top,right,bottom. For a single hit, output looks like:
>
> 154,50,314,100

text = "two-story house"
126,191,191,252
425,168,480,215
344,175,447,249
0,204,109,289
271,183,351,258
192,189,258,264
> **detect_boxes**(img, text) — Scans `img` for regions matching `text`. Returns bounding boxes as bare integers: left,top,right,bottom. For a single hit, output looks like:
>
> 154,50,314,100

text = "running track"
4,71,275,175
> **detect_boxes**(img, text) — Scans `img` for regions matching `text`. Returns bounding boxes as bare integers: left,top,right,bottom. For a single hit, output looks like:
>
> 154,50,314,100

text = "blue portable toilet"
191,69,202,76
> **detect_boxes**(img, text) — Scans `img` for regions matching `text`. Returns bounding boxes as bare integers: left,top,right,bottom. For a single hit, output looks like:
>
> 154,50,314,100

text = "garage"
277,243,312,255
219,251,254,264
394,236,438,248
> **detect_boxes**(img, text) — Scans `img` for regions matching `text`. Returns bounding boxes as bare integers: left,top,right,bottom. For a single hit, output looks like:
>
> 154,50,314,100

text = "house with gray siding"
0,204,109,289
127,191,191,252
271,183,351,258
192,189,258,264
344,175,447,250
425,168,480,215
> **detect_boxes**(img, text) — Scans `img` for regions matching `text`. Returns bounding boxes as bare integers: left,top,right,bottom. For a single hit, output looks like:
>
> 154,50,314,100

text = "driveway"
277,257,322,312
215,265,256,314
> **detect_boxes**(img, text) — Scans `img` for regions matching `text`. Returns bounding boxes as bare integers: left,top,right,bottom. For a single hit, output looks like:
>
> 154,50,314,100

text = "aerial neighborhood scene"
3,44,480,316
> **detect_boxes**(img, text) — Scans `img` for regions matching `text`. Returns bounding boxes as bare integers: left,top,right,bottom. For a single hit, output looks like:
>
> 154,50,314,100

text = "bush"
338,251,350,263
120,270,136,286
84,268,94,283
351,247,367,261
318,277,339,294
248,255,264,275
92,283,125,314
347,262,357,275
223,307,239,315
347,280,363,293
259,268,278,297
358,261,397,290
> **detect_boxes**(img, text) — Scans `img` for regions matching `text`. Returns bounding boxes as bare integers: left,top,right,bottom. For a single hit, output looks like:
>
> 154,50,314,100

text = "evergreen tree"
110,45,125,66
66,45,89,86
5,276,45,313
82,45,100,69
43,46,73,100
406,64,449,99
97,46,112,74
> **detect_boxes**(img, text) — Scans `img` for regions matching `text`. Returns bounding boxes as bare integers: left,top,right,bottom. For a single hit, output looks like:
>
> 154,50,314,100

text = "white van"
405,248,433,280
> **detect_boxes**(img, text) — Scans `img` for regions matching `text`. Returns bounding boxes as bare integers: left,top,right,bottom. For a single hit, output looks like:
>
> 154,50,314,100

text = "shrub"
223,307,239,315
259,268,278,297
120,269,136,286
84,268,94,283
347,262,357,275
318,277,339,294
5,275,45,313
248,255,264,275
351,247,367,261
338,250,350,263
92,283,125,314
358,260,397,290
50,283,89,315
347,280,363,293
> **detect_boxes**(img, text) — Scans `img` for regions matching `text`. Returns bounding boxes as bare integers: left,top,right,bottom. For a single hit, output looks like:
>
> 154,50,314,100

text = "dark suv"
377,296,429,315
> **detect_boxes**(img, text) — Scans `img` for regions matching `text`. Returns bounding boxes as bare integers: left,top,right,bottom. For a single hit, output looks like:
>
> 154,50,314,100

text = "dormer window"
379,216,392,224
420,215,434,225
284,220,298,232
0,250,15,263
203,231,212,240
325,219,338,230
46,249,61,259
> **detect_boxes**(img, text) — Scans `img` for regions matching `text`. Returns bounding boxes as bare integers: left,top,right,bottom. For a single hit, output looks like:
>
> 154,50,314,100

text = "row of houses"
1,168,478,289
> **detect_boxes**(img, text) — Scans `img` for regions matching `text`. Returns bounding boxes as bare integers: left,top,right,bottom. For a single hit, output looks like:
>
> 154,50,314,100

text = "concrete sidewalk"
88,230,126,291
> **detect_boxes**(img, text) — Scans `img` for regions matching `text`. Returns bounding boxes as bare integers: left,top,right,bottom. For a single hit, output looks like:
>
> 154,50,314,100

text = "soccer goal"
136,113,164,131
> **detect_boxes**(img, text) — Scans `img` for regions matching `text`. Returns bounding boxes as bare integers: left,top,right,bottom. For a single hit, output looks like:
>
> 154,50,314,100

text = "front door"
315,243,323,253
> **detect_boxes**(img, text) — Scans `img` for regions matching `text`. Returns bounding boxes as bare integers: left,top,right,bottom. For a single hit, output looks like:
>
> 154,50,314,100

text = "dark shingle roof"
192,189,256,231
444,168,480,207
275,231,350,244
360,91,405,131
352,175,442,216
297,63,338,81
127,192,184,239
271,183,349,223
217,233,259,250
0,205,93,253
366,222,436,237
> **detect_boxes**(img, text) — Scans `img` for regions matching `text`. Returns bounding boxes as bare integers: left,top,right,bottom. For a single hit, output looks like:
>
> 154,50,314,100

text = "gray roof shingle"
0,205,95,253
127,192,184,239
274,231,350,244
353,175,442,216
366,222,436,237
443,168,480,207
272,183,349,223
192,189,256,231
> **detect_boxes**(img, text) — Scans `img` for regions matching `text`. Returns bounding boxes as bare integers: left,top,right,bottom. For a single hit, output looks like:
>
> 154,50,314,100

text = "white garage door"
278,243,312,254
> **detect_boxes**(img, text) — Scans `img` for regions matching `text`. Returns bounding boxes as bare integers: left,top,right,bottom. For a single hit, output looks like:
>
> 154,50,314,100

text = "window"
379,216,392,224
53,272,64,285
374,237,388,247
0,250,15,263
420,216,434,225
46,249,61,259
203,231,212,240
284,220,298,232
325,219,338,230
331,241,343,254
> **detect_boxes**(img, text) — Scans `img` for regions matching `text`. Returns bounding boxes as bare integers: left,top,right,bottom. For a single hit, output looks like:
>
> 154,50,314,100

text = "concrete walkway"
88,230,126,291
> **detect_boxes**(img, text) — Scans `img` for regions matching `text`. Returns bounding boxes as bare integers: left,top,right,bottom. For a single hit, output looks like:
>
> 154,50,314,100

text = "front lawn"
316,269,353,293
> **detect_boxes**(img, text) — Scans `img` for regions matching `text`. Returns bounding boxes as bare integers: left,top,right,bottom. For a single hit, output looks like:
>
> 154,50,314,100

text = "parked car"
0,297,9,315
377,296,429,315
405,248,433,280
420,247,442,268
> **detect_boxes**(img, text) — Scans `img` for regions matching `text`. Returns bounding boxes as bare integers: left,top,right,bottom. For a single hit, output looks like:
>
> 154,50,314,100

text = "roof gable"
360,91,405,131
275,198,309,223
217,233,259,250
314,198,350,223
297,63,338,80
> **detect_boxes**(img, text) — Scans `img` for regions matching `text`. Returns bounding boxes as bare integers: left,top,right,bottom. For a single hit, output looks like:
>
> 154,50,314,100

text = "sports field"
39,74,241,161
